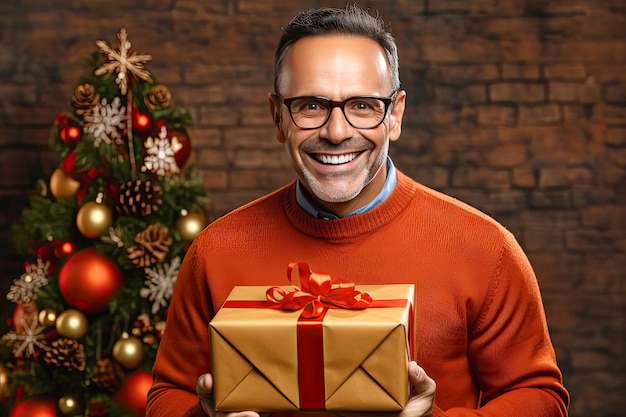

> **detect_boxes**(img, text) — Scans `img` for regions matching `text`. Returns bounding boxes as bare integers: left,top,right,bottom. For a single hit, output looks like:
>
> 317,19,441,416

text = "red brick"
502,63,540,80
527,252,583,289
594,103,626,124
538,167,594,188
232,148,288,169
435,64,499,85
187,128,222,148
451,167,511,188
490,82,545,103
519,104,562,125
605,85,626,104
512,166,536,188
433,85,487,104
605,128,626,146
523,227,565,252
529,126,593,164
197,105,240,126
0,128,20,145
544,63,588,81
484,143,528,167
223,127,280,150
0,149,41,187
197,148,230,168
530,190,572,209
477,105,516,126
237,0,274,13
582,206,626,229
202,169,229,190
565,229,616,252
549,82,578,102
608,148,626,166
521,210,580,228
588,64,626,83
484,189,526,213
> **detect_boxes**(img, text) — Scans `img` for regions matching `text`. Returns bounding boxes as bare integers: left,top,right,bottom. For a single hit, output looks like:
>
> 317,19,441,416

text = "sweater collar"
283,169,417,241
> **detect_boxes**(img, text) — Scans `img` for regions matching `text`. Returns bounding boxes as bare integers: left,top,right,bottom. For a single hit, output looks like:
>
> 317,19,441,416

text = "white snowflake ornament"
141,125,183,176
7,259,50,304
84,96,127,147
2,316,49,358
140,257,181,314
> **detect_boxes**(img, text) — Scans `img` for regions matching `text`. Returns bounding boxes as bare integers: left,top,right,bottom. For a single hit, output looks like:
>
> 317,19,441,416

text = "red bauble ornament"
113,370,153,417
171,128,191,168
132,108,152,134
9,397,57,417
55,112,69,127
60,125,81,143
58,248,124,314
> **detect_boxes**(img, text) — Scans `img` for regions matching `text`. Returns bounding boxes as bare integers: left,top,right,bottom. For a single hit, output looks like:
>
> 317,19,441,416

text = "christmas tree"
0,29,208,417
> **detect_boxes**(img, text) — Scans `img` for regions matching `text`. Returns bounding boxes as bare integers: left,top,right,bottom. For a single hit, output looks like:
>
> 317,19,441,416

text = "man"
146,5,569,417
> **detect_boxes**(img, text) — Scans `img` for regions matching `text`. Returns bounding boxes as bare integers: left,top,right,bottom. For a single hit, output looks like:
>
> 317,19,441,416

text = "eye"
347,98,380,114
291,98,328,114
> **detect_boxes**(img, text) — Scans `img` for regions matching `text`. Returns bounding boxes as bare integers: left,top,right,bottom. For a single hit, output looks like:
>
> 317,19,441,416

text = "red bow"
266,262,372,319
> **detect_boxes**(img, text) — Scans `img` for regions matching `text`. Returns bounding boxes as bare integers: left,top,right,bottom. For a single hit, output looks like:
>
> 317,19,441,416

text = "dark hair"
274,4,400,93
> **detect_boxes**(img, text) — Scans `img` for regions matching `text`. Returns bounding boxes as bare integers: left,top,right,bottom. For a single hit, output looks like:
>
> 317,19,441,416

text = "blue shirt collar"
295,156,397,220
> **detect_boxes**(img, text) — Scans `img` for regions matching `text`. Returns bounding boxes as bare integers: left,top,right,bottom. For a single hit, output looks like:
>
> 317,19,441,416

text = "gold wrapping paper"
209,284,414,412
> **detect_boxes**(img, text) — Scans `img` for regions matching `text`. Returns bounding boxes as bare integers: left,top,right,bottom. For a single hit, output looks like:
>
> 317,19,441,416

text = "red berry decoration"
132,107,152,134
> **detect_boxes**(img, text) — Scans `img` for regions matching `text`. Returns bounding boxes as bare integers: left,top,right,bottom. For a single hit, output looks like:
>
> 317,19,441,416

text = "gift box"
209,262,414,412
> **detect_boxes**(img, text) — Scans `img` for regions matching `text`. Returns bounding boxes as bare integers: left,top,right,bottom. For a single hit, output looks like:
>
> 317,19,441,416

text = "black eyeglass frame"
273,90,399,130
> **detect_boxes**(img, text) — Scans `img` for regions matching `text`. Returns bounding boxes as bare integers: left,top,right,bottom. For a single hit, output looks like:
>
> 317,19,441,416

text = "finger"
408,362,435,396
197,373,213,398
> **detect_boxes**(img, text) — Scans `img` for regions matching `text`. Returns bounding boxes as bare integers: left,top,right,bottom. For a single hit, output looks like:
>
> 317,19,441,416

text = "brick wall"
0,1,624,415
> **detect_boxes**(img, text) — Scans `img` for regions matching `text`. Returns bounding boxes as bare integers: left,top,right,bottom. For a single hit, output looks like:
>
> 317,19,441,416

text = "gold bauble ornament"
112,332,144,369
176,210,207,241
58,395,80,415
76,200,113,238
56,309,88,339
38,308,57,327
0,364,9,400
50,168,80,199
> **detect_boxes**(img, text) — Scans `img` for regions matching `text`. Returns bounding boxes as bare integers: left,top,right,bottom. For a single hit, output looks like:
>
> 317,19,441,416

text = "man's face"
270,35,406,216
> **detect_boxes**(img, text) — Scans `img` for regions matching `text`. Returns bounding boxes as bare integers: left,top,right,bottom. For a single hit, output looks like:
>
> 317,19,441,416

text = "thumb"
408,361,435,396
197,373,214,397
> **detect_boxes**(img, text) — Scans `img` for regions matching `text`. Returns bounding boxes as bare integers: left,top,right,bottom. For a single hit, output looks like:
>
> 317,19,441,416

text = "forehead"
278,35,392,97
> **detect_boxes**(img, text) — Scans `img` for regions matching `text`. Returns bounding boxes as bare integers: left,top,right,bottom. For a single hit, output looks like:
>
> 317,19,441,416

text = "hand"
196,373,265,417
334,361,436,417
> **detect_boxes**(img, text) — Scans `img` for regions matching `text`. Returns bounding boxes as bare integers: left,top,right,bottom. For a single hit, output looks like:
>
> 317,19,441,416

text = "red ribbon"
265,261,373,319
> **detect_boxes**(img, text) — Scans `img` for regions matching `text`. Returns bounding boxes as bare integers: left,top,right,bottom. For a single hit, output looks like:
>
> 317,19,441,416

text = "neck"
311,162,388,217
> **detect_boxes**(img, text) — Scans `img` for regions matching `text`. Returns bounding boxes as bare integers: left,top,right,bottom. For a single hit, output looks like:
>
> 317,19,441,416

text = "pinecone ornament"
91,358,124,392
43,339,86,372
127,223,172,267
132,314,165,345
117,179,162,217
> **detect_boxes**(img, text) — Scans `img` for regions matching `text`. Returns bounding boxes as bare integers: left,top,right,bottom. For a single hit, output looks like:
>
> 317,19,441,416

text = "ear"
268,93,286,143
387,90,406,142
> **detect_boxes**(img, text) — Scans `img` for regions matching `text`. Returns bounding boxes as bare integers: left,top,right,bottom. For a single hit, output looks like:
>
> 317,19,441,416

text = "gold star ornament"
94,28,153,95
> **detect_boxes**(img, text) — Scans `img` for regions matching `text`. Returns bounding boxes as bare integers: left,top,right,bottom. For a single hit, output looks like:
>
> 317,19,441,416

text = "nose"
319,107,353,144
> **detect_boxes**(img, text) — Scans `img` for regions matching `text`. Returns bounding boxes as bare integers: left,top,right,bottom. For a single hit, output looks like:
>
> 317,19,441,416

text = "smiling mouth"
313,152,361,165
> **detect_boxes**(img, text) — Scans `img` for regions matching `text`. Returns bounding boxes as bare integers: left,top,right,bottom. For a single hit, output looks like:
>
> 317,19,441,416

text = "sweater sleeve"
435,231,569,417
146,241,212,417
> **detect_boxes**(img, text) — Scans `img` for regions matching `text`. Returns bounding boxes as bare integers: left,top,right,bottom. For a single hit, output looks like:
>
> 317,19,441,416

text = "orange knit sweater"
146,171,569,417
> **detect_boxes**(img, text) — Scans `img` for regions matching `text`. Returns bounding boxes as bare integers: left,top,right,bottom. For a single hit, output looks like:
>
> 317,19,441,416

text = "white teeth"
316,152,359,165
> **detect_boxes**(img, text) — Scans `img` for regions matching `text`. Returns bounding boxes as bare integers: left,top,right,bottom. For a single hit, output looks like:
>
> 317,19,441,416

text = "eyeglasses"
274,91,398,130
